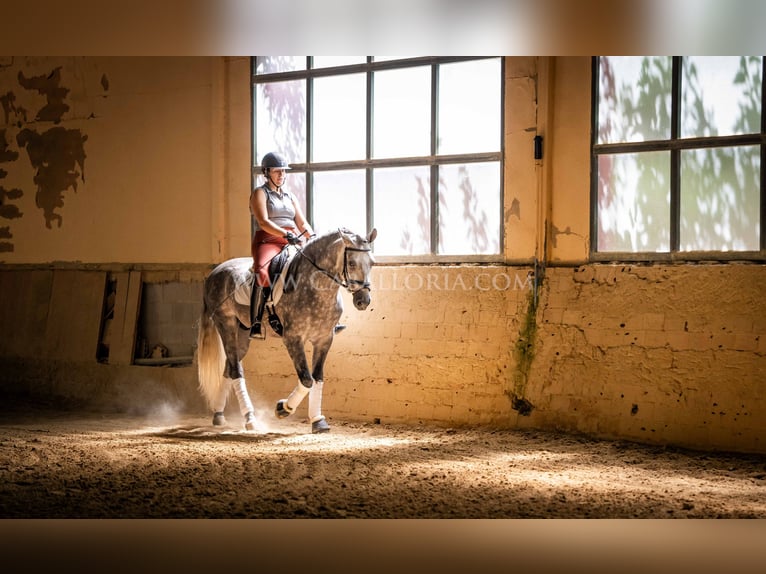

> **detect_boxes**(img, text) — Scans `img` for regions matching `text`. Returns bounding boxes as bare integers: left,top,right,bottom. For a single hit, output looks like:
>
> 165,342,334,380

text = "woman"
249,151,314,338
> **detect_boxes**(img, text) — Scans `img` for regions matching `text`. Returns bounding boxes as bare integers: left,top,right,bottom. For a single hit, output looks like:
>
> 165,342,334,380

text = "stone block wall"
242,262,766,454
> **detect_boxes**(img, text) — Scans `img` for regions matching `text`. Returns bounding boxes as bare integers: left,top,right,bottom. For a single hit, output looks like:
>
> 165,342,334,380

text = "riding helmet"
261,151,289,172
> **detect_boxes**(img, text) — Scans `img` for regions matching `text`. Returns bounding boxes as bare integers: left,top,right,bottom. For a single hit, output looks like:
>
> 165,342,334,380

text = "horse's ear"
367,228,377,243
338,228,353,246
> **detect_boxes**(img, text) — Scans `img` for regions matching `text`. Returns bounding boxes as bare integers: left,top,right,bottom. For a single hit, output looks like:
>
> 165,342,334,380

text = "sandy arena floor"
1,403,765,519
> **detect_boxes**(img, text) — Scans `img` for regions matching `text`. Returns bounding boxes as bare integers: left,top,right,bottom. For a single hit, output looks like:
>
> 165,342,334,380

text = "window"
592,56,765,259
253,57,504,260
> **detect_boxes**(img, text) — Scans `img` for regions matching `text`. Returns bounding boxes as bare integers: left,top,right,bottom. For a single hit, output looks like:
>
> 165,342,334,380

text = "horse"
196,227,377,433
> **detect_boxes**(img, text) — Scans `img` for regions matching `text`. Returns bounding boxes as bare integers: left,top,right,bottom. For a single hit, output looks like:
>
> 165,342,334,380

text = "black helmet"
261,152,289,172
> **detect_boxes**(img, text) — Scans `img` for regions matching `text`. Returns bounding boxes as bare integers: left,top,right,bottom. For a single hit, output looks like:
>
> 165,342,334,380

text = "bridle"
297,230,372,292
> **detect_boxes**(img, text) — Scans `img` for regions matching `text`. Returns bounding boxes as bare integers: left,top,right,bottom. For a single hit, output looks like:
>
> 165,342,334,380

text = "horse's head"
340,228,377,310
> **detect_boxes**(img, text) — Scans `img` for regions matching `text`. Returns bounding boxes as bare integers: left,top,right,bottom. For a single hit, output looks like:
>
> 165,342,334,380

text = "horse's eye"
348,260,357,268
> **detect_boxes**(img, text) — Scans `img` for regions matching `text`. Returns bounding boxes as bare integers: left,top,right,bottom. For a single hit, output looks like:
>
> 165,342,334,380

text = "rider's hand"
284,231,301,245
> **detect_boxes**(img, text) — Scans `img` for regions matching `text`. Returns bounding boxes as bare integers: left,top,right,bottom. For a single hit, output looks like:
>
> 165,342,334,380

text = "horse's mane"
303,227,368,255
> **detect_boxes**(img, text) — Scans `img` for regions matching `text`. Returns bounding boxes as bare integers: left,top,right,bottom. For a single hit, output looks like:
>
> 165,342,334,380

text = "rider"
249,151,314,339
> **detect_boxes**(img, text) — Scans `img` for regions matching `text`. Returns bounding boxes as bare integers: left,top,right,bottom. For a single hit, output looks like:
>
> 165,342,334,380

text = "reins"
296,229,372,292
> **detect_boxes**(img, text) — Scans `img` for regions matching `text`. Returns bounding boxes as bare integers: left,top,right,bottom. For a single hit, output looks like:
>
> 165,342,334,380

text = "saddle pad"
233,246,298,308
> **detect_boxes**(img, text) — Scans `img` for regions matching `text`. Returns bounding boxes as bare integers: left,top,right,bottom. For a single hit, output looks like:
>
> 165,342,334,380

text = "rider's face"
269,168,286,183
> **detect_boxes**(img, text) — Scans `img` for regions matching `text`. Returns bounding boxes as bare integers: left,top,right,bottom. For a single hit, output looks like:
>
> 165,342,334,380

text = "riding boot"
249,285,266,339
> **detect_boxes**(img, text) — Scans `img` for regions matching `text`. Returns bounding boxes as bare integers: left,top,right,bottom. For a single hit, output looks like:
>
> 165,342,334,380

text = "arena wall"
1,56,763,454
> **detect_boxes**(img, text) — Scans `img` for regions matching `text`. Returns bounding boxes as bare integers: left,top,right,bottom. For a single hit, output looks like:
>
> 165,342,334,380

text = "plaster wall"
0,56,217,263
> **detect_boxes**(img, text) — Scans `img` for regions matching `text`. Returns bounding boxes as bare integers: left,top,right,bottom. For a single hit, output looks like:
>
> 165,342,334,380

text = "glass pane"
313,73,366,162
438,162,501,255
312,170,366,235
438,59,501,155
255,56,306,74
255,80,306,165
373,166,431,256
598,57,672,144
680,146,760,251
373,66,431,159
682,57,763,138
597,151,670,252
312,57,366,68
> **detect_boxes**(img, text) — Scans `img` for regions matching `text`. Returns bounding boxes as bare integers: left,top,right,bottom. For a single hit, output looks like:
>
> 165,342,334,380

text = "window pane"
680,146,760,251
312,57,366,68
312,170,366,235
597,151,670,252
287,173,307,215
313,74,366,162
438,59,501,155
682,57,763,138
373,166,431,255
598,56,672,144
373,66,431,159
255,56,306,74
255,80,306,164
438,163,501,255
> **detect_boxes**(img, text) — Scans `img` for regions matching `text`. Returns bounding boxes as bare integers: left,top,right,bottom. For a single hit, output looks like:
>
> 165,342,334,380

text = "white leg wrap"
285,382,311,412
232,377,254,417
212,379,231,413
308,380,325,423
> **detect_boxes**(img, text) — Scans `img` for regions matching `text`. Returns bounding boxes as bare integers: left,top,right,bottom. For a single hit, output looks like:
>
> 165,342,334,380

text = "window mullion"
590,56,601,257
761,57,766,251
431,63,439,255
670,56,682,253
306,76,313,224
367,67,374,235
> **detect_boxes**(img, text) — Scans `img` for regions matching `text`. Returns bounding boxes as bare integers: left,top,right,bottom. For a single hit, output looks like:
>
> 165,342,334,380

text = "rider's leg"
249,284,266,338
250,235,281,339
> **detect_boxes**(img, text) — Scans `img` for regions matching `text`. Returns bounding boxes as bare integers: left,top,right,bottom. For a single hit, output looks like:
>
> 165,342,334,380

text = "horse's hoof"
275,399,292,419
212,412,226,426
244,411,257,431
312,417,330,434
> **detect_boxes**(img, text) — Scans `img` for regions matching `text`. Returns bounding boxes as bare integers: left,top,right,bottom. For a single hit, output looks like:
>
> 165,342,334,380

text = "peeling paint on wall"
17,127,87,229
18,67,70,124
0,62,92,244
0,129,21,252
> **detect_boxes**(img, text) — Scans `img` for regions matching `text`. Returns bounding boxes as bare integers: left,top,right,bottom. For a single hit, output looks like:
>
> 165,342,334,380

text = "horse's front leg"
307,334,333,433
275,335,314,420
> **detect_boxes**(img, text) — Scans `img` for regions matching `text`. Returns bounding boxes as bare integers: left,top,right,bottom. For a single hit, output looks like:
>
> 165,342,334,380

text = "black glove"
284,231,301,245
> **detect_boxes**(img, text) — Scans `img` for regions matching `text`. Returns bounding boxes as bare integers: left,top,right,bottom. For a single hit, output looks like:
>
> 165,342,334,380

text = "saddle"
233,246,299,336
262,245,299,335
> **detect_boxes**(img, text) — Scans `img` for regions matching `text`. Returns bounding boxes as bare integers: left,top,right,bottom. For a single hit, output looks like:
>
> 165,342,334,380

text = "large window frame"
251,56,505,263
591,56,766,262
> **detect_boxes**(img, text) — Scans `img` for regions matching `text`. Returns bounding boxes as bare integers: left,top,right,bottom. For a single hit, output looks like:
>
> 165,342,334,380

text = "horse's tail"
196,299,226,411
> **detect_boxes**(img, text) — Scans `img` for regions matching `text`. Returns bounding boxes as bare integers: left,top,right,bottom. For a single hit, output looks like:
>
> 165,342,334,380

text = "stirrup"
268,312,283,337
249,321,265,340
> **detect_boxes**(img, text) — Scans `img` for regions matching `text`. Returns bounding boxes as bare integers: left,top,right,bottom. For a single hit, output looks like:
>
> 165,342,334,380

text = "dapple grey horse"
196,227,377,433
